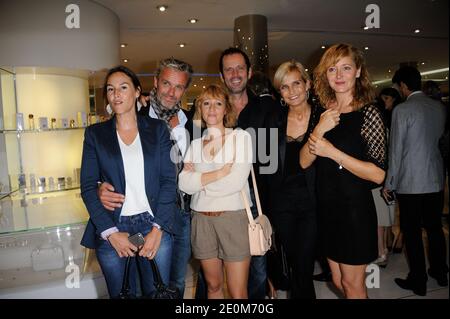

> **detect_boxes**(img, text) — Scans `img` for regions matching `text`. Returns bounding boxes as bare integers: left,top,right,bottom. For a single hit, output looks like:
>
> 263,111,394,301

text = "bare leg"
328,258,344,295
340,263,368,299
224,258,251,299
200,258,224,299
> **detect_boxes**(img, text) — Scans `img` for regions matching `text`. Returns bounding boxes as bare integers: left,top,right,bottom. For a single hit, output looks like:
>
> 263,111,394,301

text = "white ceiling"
93,0,449,91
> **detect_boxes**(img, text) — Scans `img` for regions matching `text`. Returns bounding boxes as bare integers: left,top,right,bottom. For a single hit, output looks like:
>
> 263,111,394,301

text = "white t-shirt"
117,132,153,217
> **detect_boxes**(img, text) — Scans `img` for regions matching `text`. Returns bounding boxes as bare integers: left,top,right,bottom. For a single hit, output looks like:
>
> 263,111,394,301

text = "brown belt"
197,211,224,217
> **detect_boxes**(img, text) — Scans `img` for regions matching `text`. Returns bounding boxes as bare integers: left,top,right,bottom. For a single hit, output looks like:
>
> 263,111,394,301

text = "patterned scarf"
149,88,181,123
148,88,186,210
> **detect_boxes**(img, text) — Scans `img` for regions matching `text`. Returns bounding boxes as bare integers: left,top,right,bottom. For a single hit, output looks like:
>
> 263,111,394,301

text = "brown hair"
313,43,375,110
193,84,236,128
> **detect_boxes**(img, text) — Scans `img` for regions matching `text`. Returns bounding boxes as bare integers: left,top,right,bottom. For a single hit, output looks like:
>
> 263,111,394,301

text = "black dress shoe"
394,278,427,296
428,269,449,287
313,272,332,282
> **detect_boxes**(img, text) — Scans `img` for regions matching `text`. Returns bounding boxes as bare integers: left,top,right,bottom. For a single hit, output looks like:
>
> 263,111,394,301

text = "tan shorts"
191,209,250,262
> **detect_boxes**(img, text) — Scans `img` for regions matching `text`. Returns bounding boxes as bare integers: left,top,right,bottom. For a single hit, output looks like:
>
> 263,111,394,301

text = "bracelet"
338,158,343,170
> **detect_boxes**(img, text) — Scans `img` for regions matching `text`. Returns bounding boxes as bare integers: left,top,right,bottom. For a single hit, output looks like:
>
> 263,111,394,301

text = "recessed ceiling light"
421,62,425,65
202,86,206,89
194,84,197,87
123,59,129,63
321,45,326,49
414,29,421,33
157,5,168,12
388,69,391,73
305,68,309,72
178,43,186,48
364,46,369,50
120,43,127,48
200,78,203,81
188,18,198,24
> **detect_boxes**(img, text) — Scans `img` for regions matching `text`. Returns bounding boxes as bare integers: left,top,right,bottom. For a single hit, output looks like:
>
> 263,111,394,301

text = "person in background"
80,65,177,298
378,87,401,130
371,87,403,266
98,58,194,298
301,43,387,299
385,66,448,296
179,84,253,298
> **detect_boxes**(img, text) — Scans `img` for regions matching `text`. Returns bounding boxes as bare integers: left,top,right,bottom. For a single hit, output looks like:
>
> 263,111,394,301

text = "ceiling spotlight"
202,86,206,89
388,69,391,73
364,46,369,50
122,59,129,63
188,18,198,24
414,29,421,33
200,78,203,81
120,43,127,48
194,84,197,87
178,43,186,48
305,68,309,72
157,5,168,12
421,62,425,65
321,45,326,49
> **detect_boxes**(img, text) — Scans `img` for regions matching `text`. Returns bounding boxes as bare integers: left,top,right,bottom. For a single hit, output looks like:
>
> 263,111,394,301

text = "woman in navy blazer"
80,66,177,298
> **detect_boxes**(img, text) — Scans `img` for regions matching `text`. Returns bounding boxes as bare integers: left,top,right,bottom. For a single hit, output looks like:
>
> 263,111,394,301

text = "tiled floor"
183,217,449,299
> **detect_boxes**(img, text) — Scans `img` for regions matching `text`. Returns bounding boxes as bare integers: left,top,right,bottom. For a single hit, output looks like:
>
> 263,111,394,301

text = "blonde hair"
193,84,236,128
313,43,375,110
273,60,310,91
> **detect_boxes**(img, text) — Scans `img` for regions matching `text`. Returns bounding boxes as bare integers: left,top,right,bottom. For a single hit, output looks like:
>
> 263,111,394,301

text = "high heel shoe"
374,248,389,268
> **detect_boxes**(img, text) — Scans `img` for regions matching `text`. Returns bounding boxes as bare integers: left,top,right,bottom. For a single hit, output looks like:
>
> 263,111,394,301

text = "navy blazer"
80,115,177,249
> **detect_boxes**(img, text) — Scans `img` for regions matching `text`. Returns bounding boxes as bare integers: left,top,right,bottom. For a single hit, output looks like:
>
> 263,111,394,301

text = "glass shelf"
0,127,86,133
18,184,80,196
0,188,89,235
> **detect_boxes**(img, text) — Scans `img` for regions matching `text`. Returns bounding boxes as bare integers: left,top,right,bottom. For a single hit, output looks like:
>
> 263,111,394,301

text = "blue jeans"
169,208,191,298
95,212,173,298
195,187,267,299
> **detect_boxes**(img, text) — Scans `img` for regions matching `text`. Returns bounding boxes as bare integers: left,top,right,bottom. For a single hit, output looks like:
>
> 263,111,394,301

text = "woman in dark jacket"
80,66,177,298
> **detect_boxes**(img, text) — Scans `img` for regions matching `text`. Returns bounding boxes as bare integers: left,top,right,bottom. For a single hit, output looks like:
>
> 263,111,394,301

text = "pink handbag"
241,166,272,256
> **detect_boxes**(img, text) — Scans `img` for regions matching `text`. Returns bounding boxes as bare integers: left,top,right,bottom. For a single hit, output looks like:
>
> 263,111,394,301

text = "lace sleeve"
361,104,387,170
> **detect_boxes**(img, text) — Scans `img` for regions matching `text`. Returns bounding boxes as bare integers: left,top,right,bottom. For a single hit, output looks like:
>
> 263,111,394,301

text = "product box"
38,117,48,130
77,112,87,127
60,118,69,128
16,113,24,130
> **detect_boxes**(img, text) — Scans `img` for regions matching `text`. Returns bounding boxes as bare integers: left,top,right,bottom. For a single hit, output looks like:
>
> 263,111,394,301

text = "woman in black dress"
265,60,322,299
300,44,387,299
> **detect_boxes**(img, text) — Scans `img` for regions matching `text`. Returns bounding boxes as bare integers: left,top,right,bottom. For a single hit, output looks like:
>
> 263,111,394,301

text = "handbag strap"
120,256,165,294
120,256,132,296
148,258,164,286
241,166,263,225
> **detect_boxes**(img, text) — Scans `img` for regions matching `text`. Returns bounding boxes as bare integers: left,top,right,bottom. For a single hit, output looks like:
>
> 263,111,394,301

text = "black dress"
315,104,387,265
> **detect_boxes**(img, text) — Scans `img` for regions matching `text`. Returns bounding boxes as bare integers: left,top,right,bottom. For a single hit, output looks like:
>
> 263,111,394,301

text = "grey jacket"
385,91,446,194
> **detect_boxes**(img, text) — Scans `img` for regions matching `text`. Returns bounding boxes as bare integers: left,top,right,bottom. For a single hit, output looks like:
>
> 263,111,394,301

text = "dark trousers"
271,207,317,299
397,191,448,284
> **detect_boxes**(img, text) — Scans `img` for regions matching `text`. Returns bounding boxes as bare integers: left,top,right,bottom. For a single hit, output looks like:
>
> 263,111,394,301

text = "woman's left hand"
139,227,163,260
308,134,335,158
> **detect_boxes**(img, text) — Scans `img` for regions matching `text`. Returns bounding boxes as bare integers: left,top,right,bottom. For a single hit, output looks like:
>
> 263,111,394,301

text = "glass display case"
0,67,107,298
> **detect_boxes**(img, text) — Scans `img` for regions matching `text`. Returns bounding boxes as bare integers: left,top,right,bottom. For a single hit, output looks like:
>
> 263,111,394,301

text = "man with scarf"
99,58,194,298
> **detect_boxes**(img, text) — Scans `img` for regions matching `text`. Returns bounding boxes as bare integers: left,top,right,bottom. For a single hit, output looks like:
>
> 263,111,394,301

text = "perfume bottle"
50,118,57,129
28,114,35,130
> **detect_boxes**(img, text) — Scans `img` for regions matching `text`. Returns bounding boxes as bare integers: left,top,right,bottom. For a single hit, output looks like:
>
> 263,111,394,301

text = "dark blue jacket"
80,115,177,249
